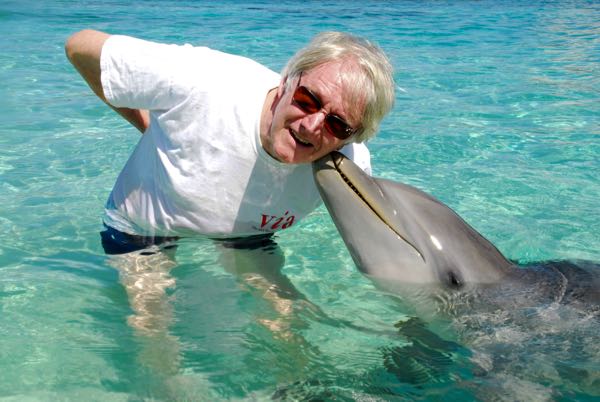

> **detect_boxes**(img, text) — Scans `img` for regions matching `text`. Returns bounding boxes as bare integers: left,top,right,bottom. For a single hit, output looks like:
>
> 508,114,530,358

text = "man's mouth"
290,130,312,147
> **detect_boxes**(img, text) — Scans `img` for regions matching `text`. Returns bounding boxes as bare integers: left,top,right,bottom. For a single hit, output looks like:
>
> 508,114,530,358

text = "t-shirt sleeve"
100,35,209,110
339,142,372,176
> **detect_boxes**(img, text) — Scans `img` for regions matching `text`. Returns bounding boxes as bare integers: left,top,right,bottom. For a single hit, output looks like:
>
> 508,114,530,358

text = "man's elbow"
65,29,111,101
65,29,109,64
65,30,88,62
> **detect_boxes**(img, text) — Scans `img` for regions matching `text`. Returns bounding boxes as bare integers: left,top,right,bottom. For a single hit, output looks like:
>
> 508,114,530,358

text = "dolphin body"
312,151,599,305
312,151,600,397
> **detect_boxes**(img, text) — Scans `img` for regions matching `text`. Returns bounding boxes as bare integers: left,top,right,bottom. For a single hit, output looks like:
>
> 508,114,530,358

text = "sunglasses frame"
291,73,358,140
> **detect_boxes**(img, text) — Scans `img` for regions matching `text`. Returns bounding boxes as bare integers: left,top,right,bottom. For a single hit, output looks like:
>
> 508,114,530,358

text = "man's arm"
65,29,150,133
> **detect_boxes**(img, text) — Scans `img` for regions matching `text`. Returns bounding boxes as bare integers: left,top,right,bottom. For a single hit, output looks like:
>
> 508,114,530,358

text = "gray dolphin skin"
312,151,600,303
312,151,600,398
312,151,515,287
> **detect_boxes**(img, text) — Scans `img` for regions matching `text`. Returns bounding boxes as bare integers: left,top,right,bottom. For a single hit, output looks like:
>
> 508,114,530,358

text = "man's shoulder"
105,35,279,81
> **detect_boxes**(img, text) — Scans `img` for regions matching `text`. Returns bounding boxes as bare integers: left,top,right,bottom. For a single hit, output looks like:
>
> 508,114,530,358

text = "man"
65,30,394,252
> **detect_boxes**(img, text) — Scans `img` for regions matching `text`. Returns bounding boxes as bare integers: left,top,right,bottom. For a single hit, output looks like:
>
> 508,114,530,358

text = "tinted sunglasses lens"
292,86,320,113
293,85,355,140
325,115,353,140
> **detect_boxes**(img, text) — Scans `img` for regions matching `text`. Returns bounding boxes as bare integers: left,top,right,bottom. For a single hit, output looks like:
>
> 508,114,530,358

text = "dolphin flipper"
380,317,472,384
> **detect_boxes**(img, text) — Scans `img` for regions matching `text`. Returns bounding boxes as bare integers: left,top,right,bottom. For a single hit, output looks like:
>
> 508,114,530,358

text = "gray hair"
282,32,394,143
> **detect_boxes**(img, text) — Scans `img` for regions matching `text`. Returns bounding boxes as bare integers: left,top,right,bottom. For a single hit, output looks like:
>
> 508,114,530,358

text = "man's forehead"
303,60,365,124
302,60,353,84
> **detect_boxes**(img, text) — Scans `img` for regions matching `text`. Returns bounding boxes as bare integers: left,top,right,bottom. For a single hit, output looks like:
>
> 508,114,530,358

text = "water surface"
1,0,599,400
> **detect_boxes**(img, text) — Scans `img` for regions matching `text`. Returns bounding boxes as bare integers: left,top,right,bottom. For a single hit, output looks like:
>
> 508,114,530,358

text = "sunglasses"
291,73,358,140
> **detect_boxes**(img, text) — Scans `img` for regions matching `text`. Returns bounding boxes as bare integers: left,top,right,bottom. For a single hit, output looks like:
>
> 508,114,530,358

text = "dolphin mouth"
316,152,425,262
329,152,371,205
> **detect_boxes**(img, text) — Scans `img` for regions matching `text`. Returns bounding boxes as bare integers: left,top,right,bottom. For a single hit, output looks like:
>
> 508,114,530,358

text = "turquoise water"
1,0,599,400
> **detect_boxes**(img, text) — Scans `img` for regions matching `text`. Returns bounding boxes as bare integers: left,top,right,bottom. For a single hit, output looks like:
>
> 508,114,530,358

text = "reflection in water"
106,235,332,398
106,245,181,378
216,235,327,389
217,236,303,341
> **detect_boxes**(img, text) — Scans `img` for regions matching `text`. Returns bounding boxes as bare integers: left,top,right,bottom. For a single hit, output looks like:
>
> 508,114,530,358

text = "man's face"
261,61,362,164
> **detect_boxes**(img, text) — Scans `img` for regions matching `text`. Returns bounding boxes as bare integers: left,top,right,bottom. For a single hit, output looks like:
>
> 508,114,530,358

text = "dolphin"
312,151,600,397
312,151,600,305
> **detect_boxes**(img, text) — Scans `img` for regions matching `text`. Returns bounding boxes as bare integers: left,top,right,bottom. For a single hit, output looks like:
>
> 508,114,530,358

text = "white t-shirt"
100,35,371,238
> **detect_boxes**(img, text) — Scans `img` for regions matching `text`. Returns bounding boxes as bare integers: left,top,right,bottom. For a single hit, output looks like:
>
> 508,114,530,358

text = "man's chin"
267,135,318,164
269,144,307,164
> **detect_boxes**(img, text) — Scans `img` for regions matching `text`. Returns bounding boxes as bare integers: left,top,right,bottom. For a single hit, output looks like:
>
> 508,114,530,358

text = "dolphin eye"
446,271,463,289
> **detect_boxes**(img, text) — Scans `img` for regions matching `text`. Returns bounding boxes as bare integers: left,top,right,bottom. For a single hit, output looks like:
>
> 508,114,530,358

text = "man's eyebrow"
317,88,351,120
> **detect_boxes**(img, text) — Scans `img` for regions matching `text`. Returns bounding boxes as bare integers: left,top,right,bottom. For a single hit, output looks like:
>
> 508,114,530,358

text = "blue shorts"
100,225,179,255
100,226,275,255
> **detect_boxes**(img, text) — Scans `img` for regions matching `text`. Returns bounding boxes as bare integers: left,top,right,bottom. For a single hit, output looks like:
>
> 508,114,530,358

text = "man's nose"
301,110,327,133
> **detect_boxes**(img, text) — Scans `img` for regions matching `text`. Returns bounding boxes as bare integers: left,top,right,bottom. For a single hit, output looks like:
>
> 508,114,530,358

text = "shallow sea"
1,0,599,400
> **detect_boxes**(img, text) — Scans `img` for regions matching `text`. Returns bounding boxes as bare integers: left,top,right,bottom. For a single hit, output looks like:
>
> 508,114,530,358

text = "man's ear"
270,76,288,111
277,76,288,98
